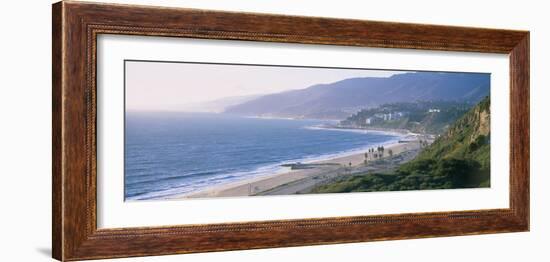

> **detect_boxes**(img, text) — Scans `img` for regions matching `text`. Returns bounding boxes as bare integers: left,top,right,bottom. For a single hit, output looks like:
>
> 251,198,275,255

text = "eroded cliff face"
476,109,491,139
444,96,489,140
419,96,490,162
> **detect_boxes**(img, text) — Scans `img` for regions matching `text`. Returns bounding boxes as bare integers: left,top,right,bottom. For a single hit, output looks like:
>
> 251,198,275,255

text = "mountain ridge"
224,72,490,120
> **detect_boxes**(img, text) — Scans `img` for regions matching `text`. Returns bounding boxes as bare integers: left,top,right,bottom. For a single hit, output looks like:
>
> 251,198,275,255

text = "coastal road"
256,147,421,196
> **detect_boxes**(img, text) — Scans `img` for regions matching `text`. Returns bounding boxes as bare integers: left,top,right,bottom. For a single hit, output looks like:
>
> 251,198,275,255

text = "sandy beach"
170,135,425,199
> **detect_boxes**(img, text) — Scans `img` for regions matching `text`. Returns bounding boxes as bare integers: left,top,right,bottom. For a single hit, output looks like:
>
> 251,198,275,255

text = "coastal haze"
125,61,401,112
125,60,491,201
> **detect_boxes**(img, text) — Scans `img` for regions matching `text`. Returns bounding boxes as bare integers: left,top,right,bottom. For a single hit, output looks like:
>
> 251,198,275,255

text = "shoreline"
306,125,414,137
169,137,423,199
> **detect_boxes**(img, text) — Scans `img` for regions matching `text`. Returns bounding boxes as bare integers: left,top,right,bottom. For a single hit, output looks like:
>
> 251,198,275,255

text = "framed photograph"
52,1,529,261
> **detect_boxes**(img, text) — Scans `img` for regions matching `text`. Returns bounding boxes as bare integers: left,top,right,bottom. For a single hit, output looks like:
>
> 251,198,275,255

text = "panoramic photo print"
124,60,491,201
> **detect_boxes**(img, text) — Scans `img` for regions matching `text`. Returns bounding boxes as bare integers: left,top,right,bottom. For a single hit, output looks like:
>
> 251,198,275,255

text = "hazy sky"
125,61,403,111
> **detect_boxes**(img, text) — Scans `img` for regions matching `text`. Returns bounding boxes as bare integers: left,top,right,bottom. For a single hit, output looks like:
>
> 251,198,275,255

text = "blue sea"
125,112,401,200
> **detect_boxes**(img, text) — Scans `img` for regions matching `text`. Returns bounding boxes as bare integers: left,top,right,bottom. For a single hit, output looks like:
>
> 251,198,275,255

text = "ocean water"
125,112,401,200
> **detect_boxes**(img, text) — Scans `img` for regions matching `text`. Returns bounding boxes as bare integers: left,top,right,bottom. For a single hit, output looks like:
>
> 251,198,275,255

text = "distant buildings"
365,112,405,125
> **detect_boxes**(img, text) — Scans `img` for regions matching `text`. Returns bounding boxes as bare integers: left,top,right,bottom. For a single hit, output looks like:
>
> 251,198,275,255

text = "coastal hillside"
415,96,490,168
340,100,473,134
224,72,490,119
312,96,491,193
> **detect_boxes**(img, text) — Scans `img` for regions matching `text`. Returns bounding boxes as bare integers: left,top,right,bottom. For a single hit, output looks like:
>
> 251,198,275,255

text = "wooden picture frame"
52,1,529,261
